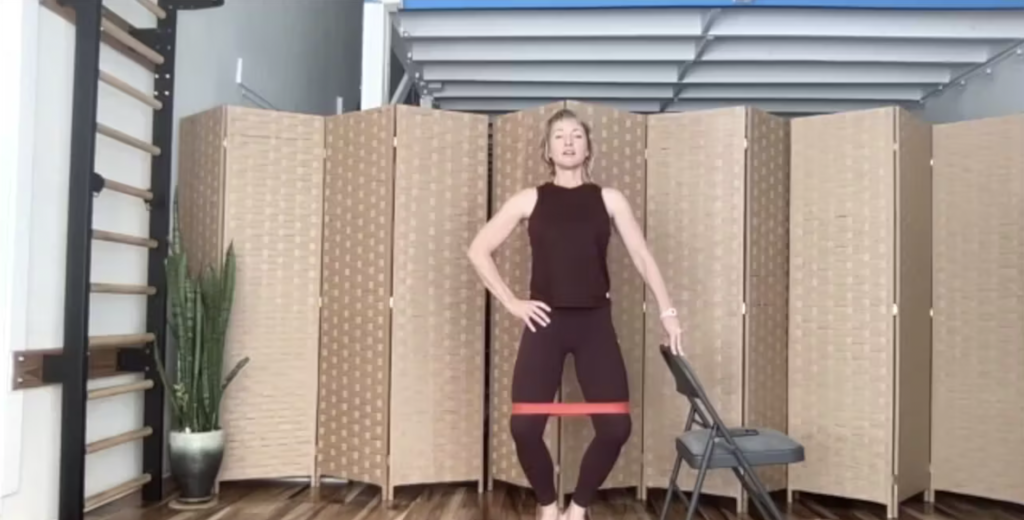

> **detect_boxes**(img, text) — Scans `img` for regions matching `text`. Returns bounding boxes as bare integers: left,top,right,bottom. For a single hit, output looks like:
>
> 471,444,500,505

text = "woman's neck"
552,168,585,188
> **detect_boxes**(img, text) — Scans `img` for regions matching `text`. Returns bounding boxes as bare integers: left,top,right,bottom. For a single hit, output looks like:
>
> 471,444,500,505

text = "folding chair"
657,345,804,520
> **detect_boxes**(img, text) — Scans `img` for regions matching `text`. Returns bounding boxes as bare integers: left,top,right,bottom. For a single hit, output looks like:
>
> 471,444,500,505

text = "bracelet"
659,307,677,319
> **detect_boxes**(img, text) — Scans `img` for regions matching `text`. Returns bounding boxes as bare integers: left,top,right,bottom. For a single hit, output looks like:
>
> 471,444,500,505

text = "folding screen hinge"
929,308,933,318
642,301,647,313
322,148,327,159
930,158,935,167
744,138,748,149
389,296,394,309
893,304,899,316
741,302,746,315
318,296,323,308
393,137,397,148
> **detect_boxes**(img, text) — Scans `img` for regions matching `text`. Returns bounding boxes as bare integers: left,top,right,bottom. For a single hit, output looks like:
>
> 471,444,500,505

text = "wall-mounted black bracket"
166,0,224,9
90,171,105,195
41,352,74,385
116,347,152,373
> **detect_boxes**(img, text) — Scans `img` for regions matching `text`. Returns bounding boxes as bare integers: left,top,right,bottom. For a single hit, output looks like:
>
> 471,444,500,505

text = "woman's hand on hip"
661,315,683,356
507,298,551,332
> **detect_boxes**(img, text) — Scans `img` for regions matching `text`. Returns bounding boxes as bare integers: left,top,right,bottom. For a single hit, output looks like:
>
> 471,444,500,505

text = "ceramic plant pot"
168,429,225,504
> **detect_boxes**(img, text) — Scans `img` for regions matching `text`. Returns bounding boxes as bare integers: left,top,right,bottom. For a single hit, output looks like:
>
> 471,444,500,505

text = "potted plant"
154,197,249,507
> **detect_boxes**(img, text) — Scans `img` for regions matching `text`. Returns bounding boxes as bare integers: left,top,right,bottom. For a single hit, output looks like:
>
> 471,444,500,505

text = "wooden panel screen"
389,105,489,493
742,108,791,495
789,107,931,517
894,109,933,503
931,113,1024,506
318,107,396,489
179,106,327,482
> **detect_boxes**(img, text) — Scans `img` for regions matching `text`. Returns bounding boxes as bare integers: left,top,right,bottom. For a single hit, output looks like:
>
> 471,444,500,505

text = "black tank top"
527,182,611,308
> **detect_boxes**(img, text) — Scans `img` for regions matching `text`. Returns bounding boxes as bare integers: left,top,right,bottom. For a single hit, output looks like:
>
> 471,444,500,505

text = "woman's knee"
510,415,547,445
594,415,632,446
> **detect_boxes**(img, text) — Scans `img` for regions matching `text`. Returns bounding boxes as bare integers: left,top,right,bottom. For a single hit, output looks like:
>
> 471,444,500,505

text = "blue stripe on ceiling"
403,0,1024,10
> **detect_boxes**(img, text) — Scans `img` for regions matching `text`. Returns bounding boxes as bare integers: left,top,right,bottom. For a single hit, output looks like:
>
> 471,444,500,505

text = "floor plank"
85,481,1024,520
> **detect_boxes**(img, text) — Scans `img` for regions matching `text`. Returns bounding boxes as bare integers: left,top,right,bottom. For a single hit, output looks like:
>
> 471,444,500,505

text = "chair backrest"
658,345,731,433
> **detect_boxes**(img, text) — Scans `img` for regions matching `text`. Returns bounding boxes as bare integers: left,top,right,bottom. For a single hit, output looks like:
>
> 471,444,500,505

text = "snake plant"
154,195,249,433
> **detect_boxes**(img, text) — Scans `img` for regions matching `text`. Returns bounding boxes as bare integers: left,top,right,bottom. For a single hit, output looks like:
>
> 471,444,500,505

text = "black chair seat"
676,427,805,470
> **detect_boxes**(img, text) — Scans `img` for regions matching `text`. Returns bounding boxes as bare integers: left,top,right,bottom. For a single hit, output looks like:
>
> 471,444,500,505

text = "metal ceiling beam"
701,37,1000,64
432,82,677,99
665,99,907,113
711,9,1024,39
675,84,927,100
408,37,699,62
431,82,930,101
437,98,663,112
402,0,1024,9
422,62,682,83
394,8,704,38
683,62,955,84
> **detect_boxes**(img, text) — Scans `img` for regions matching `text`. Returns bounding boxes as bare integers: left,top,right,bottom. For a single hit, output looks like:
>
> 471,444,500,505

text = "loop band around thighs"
511,402,630,416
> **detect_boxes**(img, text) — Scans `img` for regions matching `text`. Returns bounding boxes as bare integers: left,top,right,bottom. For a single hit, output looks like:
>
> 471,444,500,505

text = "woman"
467,109,683,520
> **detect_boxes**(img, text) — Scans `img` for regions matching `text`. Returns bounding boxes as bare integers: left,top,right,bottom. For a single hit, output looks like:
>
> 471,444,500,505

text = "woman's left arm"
603,188,684,355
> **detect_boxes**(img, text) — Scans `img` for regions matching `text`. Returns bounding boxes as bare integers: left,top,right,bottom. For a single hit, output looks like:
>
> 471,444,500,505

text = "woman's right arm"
467,188,550,331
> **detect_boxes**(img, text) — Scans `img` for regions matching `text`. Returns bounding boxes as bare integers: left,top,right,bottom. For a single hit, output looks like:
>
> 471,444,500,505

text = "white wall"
0,0,38,510
1,1,162,519
172,0,364,182
920,44,1024,123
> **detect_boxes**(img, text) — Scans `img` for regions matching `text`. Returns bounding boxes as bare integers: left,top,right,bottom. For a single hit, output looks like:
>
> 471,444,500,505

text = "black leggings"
509,304,632,507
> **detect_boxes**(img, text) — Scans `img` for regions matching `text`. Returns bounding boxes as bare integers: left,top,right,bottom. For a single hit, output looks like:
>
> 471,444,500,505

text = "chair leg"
660,453,684,520
730,463,785,520
685,438,716,520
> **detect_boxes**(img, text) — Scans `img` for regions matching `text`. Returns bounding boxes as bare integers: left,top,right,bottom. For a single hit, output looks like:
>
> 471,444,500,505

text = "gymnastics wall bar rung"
90,283,157,295
97,123,162,156
86,426,154,455
135,0,167,20
89,332,156,348
100,17,164,65
88,379,154,400
99,70,163,110
83,474,153,513
94,173,155,201
93,229,159,249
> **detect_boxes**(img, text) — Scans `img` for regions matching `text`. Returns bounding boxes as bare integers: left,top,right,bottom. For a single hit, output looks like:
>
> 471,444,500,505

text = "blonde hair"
539,108,594,181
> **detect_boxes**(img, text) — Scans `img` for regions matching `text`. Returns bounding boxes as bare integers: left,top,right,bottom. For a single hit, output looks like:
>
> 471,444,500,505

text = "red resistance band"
511,402,630,416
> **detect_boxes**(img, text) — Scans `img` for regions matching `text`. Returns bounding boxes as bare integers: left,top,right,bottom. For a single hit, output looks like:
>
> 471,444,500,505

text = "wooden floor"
86,480,1023,520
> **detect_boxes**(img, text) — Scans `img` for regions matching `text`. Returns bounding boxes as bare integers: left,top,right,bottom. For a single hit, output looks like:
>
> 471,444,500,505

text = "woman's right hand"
506,298,551,332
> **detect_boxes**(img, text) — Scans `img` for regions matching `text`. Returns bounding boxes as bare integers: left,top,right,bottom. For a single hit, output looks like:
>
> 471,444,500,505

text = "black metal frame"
657,346,786,520
57,1,103,518
54,0,223,518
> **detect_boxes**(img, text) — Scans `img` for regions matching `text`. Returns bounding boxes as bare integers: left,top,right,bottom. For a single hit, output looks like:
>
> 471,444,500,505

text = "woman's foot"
563,501,587,520
537,502,560,520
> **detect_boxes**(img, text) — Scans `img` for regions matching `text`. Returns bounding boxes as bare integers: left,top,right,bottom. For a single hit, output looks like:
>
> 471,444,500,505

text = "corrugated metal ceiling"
389,0,1024,114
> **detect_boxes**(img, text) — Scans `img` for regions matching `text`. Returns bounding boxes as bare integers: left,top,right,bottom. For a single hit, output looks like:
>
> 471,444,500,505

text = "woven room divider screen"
643,107,790,509
317,105,490,500
177,105,326,482
177,104,488,499
931,113,1024,506
788,107,932,518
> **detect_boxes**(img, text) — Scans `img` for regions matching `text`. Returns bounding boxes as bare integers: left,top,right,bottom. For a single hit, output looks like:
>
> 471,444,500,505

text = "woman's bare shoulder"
499,186,539,220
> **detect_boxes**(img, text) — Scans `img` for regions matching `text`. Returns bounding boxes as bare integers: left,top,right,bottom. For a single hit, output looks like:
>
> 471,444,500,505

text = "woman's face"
548,118,589,170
